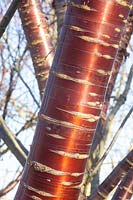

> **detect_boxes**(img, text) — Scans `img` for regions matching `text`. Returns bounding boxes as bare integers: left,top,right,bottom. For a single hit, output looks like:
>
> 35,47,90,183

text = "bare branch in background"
14,67,40,108
109,64,133,120
0,172,22,197
0,0,21,38
2,68,16,119
0,117,27,166
16,111,37,136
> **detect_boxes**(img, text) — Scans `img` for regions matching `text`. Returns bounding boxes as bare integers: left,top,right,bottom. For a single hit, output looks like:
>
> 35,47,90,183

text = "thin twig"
108,64,133,121
0,172,22,197
16,110,37,136
0,0,21,38
14,68,40,108
2,68,15,119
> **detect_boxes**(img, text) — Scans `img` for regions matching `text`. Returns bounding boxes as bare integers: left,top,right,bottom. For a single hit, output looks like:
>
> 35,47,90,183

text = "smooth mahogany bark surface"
112,167,133,200
88,150,133,200
19,0,54,98
15,1,133,200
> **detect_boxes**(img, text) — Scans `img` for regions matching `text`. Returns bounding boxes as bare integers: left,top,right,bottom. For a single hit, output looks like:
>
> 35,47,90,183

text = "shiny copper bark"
15,1,133,200
19,0,54,98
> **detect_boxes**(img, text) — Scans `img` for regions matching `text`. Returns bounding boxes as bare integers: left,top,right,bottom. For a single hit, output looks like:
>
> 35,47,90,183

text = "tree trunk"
19,0,54,98
81,11,133,198
15,1,133,200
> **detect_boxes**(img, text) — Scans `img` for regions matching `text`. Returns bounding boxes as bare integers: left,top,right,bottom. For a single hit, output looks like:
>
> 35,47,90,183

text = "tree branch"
0,117,27,166
0,0,21,38
19,0,54,98
108,64,133,121
87,150,133,200
111,167,133,200
2,68,15,119
0,172,22,197
14,67,40,108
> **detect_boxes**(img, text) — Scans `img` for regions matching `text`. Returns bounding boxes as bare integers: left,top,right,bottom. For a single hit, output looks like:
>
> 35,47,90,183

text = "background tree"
0,0,133,200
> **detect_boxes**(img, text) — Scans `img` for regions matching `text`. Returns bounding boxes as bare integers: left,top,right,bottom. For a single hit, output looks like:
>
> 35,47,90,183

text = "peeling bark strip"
27,159,83,176
19,0,54,98
15,1,133,200
88,150,133,200
111,167,133,200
